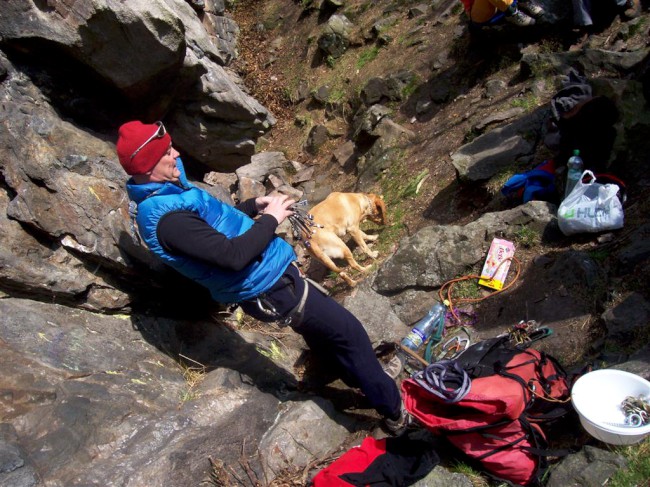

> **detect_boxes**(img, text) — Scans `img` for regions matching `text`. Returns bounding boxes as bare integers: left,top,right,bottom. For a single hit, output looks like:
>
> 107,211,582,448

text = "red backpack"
402,336,572,486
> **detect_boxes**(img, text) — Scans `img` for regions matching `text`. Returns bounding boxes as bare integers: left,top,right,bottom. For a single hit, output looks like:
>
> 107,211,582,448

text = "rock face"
0,66,164,311
0,5,322,480
0,297,284,486
0,296,365,486
375,201,557,292
451,110,545,182
2,0,650,485
0,0,275,170
318,14,356,58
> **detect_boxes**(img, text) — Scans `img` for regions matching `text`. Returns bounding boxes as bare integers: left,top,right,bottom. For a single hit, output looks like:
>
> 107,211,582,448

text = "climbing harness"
288,200,323,248
255,263,329,327
412,360,472,403
255,279,309,327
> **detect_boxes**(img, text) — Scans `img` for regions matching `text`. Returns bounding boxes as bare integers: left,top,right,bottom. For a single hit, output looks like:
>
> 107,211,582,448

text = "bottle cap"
573,149,580,156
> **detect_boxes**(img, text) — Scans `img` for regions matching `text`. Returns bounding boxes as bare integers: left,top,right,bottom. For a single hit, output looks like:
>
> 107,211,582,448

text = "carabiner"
438,335,470,360
256,296,279,318
627,413,643,427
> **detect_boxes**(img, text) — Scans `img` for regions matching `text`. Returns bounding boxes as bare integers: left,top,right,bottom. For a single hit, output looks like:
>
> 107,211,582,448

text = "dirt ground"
229,0,648,370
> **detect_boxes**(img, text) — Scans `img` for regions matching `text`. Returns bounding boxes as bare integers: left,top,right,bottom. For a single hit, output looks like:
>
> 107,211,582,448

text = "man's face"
148,146,181,183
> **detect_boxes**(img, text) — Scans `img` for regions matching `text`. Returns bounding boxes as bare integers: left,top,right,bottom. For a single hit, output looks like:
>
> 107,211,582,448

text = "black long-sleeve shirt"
156,198,280,272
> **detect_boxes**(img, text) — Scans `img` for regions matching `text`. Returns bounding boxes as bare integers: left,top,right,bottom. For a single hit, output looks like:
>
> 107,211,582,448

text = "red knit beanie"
116,121,172,175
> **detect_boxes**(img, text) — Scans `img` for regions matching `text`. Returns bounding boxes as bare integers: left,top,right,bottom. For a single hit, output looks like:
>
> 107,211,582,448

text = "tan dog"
303,192,387,287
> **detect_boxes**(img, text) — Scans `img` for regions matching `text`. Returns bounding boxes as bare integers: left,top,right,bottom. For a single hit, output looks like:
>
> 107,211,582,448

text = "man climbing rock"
115,120,407,434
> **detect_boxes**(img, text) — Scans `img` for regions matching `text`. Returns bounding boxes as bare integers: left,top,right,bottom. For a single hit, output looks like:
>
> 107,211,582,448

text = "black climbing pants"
241,264,401,420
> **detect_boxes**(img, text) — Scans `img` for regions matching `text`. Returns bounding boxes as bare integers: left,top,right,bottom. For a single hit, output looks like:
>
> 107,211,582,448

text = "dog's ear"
370,194,388,225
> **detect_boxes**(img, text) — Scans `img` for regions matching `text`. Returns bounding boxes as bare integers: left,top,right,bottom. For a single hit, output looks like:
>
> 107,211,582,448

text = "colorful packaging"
479,238,515,291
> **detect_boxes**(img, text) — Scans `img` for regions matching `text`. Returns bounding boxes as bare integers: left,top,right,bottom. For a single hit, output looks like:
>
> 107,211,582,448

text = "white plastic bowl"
571,369,650,445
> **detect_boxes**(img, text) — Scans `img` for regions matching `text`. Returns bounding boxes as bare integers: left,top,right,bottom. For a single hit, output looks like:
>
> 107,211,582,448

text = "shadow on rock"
130,313,303,398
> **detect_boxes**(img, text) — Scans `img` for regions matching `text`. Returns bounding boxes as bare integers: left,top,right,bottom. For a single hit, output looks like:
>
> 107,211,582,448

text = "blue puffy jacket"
126,158,295,303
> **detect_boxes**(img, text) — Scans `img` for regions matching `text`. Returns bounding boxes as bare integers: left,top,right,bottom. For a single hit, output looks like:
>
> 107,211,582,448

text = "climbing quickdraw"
288,200,323,248
500,320,553,346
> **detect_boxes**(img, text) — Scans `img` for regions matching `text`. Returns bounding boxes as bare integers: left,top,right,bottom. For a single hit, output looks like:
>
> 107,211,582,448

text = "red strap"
312,437,387,487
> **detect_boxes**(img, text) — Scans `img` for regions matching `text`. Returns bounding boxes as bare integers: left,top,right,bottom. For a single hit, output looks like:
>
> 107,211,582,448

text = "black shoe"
519,0,544,18
383,406,410,436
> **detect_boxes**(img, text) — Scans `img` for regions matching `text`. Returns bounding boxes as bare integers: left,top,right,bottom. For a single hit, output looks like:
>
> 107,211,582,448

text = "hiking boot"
505,9,536,26
382,354,404,380
620,0,641,20
519,0,544,18
383,406,410,436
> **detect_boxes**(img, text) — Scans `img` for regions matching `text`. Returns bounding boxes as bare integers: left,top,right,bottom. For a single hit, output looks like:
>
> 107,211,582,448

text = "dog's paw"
368,250,379,259
340,272,357,287
365,234,379,242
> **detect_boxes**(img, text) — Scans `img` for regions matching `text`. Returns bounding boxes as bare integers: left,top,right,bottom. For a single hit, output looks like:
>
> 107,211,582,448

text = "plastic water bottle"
564,149,584,198
401,302,446,352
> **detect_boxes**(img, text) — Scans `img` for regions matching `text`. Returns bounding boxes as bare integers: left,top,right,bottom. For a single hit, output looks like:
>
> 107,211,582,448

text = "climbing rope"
438,256,522,322
412,360,472,403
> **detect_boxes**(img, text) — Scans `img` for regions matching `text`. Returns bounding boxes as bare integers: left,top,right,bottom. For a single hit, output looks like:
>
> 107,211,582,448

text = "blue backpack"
501,159,556,204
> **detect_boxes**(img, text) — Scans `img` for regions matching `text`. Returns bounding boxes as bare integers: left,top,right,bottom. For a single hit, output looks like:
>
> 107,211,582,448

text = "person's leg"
241,265,401,420
572,0,594,26
471,0,512,23
292,283,402,420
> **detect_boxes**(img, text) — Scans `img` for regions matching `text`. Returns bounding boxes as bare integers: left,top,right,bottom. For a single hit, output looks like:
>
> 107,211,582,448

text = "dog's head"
366,194,388,225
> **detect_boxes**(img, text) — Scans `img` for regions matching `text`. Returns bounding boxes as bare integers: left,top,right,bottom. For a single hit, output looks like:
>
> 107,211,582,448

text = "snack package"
479,238,515,291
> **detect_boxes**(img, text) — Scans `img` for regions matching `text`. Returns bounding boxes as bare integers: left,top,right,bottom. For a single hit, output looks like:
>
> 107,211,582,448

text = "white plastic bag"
558,170,624,236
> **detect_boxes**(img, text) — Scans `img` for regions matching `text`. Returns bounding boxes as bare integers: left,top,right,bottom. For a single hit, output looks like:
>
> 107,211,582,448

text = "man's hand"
255,195,295,224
